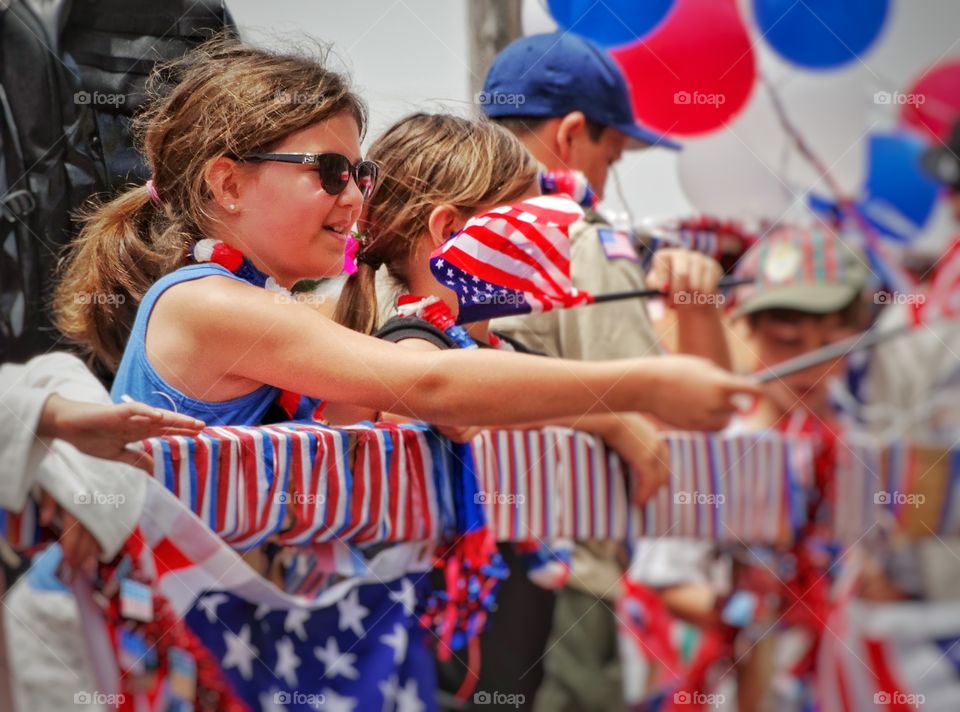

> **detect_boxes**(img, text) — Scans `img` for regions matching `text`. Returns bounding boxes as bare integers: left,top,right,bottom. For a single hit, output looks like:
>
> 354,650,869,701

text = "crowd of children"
1,27,958,712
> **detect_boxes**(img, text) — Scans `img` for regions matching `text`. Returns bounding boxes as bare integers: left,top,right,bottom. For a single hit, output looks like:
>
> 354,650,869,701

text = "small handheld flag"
431,195,748,325
430,195,592,324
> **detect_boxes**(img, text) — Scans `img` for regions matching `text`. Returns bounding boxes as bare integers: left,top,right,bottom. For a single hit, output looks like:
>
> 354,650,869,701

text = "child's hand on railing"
37,394,204,471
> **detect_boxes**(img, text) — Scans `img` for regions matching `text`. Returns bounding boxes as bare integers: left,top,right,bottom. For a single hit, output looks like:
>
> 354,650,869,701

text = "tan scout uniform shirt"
490,209,661,361
491,209,661,599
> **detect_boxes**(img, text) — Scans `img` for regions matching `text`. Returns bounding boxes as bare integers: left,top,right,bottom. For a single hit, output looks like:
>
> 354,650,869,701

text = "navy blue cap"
480,32,681,151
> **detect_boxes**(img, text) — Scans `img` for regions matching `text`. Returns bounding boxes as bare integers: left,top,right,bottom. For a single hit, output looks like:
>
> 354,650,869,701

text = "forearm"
213,290,680,428
237,324,663,427
675,308,732,370
390,351,664,426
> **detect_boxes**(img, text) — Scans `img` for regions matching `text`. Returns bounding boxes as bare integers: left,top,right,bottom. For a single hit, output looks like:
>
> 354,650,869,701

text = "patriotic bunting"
4,423,959,711
473,428,813,546
140,422,456,553
8,424,958,555
142,422,816,548
834,435,960,543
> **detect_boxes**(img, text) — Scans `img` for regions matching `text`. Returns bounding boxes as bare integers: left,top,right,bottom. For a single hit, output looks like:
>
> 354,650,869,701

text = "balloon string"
762,74,917,293
762,74,849,201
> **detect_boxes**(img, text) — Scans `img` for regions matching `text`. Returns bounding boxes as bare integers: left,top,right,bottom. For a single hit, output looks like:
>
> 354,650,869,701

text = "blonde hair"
334,113,539,334
54,36,367,370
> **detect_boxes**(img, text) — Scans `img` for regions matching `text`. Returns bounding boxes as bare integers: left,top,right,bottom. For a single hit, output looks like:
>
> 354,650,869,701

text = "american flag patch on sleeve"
598,228,640,262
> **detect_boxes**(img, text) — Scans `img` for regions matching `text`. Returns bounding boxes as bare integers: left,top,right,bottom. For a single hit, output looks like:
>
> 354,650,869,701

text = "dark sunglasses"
236,152,379,199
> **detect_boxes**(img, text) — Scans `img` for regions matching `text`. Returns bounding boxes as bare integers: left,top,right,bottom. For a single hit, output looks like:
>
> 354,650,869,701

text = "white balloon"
772,71,874,199
858,0,960,90
677,137,797,222
677,88,796,221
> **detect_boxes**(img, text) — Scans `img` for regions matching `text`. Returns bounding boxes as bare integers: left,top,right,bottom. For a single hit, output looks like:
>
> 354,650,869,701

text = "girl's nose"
337,173,365,212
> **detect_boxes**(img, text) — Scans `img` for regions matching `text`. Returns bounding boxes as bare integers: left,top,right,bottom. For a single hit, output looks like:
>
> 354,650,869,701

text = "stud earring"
229,204,237,211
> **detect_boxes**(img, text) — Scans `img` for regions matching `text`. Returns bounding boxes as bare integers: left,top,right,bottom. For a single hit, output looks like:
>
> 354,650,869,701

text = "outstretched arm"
156,277,759,430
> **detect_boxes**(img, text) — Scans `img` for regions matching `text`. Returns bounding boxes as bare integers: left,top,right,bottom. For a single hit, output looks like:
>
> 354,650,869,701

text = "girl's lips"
322,227,350,242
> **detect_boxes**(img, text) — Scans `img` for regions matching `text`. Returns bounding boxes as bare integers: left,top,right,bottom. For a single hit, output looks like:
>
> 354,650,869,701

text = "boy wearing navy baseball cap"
478,32,734,712
481,31,679,198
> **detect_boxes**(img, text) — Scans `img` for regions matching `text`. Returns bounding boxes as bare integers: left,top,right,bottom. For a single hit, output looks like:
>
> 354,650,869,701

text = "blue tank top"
111,263,280,425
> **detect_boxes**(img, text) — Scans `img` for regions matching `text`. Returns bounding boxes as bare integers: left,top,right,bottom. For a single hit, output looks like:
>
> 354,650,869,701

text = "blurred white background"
227,0,960,254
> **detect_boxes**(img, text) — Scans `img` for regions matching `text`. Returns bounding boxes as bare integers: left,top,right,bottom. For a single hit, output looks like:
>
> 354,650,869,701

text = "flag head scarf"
429,195,593,324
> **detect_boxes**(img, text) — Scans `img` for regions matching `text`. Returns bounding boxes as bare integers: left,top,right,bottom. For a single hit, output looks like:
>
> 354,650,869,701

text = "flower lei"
395,294,479,349
539,168,598,209
394,294,513,351
192,239,292,298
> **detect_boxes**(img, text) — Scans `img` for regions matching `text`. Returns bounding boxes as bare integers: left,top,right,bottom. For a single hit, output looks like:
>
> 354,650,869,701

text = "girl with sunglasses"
55,36,757,470
53,38,757,709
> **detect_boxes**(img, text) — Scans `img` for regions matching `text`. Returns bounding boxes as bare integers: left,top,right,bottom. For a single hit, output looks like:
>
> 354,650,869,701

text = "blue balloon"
753,0,889,69
547,0,675,48
858,132,942,243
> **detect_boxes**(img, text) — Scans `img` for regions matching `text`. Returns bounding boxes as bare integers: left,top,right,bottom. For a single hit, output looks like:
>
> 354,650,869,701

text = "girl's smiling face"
215,112,366,286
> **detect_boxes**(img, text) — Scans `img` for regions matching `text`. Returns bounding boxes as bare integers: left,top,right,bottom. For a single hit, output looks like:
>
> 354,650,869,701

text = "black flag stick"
590,275,753,304
753,322,914,384
455,276,753,325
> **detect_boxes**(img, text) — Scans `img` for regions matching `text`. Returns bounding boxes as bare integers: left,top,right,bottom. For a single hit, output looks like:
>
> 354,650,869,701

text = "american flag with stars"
185,576,437,712
103,472,440,711
430,195,593,324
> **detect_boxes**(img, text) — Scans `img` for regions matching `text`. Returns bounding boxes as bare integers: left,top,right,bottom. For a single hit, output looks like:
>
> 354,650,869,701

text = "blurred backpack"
0,0,234,361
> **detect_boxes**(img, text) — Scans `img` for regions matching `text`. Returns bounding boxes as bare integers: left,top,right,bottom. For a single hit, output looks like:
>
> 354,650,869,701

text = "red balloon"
611,0,756,136
901,60,960,141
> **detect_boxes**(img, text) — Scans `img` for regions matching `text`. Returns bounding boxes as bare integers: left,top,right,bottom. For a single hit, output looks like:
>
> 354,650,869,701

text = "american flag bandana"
429,195,593,324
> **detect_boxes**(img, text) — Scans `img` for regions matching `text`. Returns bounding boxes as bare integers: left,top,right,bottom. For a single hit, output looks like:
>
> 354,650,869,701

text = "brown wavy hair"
334,113,539,335
54,36,367,370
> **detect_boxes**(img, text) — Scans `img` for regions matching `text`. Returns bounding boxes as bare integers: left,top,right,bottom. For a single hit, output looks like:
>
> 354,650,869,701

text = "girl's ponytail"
54,184,188,371
333,259,380,335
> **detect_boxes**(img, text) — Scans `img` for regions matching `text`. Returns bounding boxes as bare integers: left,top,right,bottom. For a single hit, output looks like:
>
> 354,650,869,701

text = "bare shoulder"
154,275,259,315
151,275,296,337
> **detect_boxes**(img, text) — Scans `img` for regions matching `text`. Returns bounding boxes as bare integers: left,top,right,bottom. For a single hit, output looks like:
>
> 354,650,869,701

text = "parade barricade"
7,421,960,550
139,422,814,548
